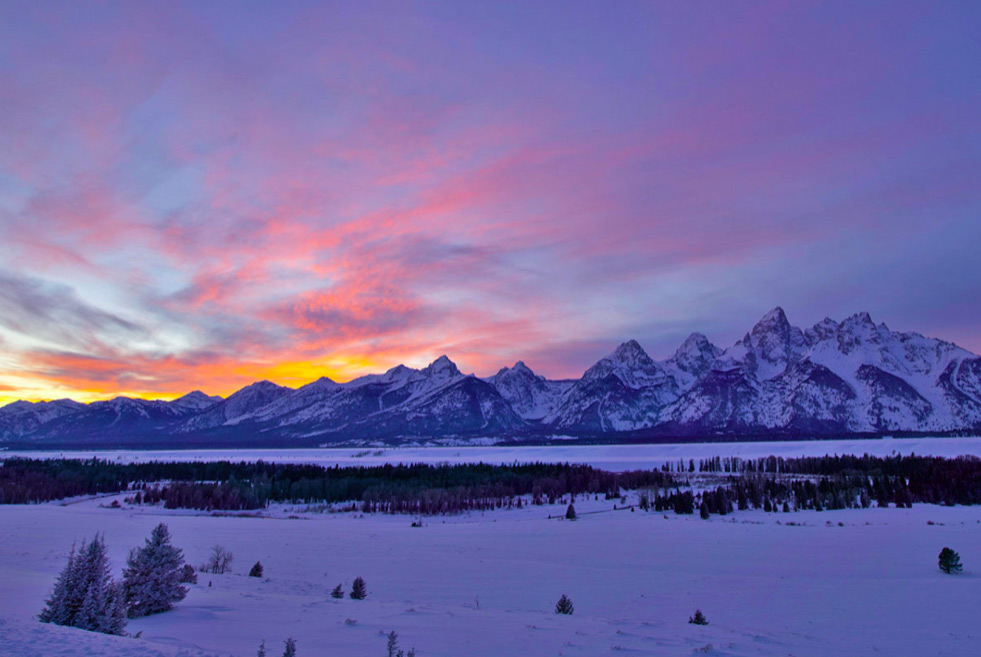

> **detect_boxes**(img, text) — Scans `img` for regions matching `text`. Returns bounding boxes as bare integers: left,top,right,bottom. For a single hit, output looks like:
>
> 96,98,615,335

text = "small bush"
350,576,367,600
939,547,963,574
689,609,708,625
331,584,344,599
179,564,198,584
249,561,264,578
554,594,574,615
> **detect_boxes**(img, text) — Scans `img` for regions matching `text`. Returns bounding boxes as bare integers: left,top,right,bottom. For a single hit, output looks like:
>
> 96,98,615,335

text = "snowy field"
2,491,980,657
5,435,981,472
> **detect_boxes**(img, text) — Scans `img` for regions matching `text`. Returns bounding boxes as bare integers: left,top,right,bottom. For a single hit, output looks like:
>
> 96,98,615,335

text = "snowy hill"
4,308,981,445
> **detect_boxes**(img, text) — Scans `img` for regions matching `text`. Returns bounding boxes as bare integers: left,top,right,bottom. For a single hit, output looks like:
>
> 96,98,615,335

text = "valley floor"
1,491,979,657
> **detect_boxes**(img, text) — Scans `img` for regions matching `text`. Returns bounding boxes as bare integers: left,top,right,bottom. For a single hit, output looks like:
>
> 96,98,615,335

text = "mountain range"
3,308,981,447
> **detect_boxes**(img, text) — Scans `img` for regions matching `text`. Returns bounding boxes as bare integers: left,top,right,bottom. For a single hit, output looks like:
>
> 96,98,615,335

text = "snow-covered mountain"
487,362,574,421
0,399,86,440
3,308,980,446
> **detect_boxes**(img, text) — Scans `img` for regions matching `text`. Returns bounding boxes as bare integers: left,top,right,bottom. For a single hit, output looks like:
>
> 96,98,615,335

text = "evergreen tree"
249,561,264,578
282,637,297,657
40,535,127,635
939,547,963,574
39,543,77,626
565,503,577,520
123,523,188,618
689,609,708,625
554,594,574,615
699,501,710,519
331,584,344,599
387,631,400,657
257,640,267,657
350,576,367,600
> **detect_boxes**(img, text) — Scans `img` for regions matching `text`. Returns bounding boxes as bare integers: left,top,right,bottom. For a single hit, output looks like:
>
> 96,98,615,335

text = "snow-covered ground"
2,490,979,657
5,435,981,472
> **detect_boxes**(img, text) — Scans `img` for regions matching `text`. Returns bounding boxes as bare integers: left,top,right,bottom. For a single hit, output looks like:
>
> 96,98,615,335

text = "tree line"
0,457,676,511
3,453,981,515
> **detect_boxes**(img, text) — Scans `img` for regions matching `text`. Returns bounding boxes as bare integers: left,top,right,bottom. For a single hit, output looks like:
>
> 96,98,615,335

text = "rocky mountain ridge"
3,308,980,446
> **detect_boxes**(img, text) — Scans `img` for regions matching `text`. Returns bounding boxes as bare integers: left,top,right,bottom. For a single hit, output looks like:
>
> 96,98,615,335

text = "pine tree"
565,503,577,520
387,631,400,657
699,501,710,519
39,543,76,626
282,637,297,657
350,576,367,600
257,640,267,657
939,547,963,574
689,609,708,625
40,535,127,635
554,594,574,615
123,523,188,618
331,584,344,599
249,561,264,578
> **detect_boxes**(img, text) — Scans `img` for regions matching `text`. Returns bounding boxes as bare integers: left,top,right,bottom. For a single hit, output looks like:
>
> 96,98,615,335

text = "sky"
1,1,980,404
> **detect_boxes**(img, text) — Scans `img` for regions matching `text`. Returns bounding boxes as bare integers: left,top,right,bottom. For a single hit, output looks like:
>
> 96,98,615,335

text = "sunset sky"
1,1,980,404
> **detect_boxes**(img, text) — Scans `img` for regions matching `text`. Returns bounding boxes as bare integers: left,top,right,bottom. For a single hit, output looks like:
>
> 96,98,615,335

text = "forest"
2,454,980,516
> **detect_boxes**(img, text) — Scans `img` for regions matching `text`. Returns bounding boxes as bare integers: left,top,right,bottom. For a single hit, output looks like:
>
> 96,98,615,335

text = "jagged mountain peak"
751,307,791,337
612,339,649,360
494,360,537,379
170,390,222,411
667,332,722,382
674,332,715,357
299,376,339,392
421,355,461,378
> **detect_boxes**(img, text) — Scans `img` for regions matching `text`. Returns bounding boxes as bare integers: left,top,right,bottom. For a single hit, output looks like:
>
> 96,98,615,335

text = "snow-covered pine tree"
39,543,76,626
40,535,127,635
350,576,367,600
123,523,188,617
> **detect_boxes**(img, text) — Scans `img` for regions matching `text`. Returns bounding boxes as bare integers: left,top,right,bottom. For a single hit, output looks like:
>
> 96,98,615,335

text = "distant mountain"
3,308,980,447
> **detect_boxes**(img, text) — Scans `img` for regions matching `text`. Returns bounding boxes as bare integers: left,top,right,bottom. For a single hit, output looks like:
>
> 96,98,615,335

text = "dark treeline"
3,453,981,515
0,458,676,512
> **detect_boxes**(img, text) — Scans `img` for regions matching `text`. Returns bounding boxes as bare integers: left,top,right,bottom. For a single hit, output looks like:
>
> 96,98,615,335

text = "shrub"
554,594,574,615
179,564,198,584
939,547,963,574
249,561,264,578
565,503,577,520
350,576,367,600
689,609,708,625
331,584,344,599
